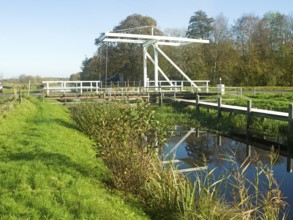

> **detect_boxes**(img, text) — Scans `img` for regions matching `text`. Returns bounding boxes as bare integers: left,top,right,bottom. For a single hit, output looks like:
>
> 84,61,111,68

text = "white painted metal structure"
98,32,209,91
42,81,101,95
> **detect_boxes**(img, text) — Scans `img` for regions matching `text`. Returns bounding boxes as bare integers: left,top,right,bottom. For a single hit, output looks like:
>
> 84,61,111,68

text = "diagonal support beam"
154,44,201,92
146,52,174,87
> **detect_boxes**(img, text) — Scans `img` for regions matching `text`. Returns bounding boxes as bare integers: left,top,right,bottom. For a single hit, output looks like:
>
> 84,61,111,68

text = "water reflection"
163,127,293,218
165,128,291,173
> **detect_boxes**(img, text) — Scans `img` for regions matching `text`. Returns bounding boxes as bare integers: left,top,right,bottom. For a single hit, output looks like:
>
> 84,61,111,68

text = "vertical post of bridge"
288,104,293,147
153,43,159,91
143,46,147,90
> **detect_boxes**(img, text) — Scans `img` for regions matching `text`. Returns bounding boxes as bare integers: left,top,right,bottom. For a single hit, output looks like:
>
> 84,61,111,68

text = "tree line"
75,11,293,86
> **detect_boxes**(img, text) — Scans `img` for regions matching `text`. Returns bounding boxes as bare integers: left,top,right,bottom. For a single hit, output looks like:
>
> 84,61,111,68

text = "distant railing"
42,81,101,95
146,80,210,92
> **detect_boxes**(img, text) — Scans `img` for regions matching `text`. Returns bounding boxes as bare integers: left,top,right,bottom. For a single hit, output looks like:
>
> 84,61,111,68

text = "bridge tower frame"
98,32,209,91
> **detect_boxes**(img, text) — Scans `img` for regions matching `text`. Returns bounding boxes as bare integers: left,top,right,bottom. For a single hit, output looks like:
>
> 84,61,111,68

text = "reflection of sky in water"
164,129,293,218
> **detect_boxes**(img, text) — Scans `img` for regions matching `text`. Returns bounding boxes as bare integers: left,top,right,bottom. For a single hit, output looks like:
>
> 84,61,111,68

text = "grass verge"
0,97,148,219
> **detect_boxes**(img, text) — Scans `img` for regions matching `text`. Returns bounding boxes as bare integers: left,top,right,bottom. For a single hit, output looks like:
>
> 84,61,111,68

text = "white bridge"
98,31,209,92
43,31,211,95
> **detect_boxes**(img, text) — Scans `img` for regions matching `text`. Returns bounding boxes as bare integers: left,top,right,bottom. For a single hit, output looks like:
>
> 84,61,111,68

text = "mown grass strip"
0,97,148,219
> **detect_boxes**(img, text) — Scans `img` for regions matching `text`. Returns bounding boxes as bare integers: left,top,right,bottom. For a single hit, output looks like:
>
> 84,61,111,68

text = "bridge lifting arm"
98,32,209,91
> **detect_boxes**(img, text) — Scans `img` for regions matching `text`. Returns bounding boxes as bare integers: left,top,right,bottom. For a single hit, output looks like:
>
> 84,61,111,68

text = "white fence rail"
146,80,210,93
42,81,101,95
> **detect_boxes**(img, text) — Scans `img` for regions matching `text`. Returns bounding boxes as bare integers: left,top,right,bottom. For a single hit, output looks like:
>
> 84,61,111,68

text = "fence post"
288,104,293,146
18,89,22,103
160,92,163,106
217,97,222,119
28,80,31,96
206,81,209,93
247,100,252,131
246,144,252,157
196,95,200,113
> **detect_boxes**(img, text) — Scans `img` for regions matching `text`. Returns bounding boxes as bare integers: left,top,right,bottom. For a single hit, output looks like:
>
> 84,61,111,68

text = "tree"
89,14,162,82
262,12,289,51
207,14,236,85
186,10,214,39
163,27,187,37
69,73,80,81
232,14,262,85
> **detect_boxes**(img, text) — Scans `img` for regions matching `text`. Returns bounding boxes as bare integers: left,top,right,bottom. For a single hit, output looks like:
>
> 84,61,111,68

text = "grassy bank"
0,97,148,219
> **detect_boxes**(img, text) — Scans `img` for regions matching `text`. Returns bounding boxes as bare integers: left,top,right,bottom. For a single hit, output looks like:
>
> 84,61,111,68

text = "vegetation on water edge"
0,97,148,219
71,100,287,219
158,92,292,142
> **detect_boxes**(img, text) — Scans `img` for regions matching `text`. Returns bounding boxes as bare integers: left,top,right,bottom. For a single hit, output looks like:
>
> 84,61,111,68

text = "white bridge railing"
146,80,210,93
42,81,101,95
42,80,210,96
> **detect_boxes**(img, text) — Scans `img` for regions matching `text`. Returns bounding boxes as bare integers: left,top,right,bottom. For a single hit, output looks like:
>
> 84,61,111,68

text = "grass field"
225,93,293,112
0,97,148,219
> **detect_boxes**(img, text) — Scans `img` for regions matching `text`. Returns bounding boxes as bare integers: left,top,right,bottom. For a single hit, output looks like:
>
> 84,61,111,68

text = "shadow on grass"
6,151,100,179
29,116,78,130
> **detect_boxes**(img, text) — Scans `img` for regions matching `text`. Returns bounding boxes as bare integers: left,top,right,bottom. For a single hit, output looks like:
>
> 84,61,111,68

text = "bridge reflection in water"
163,127,293,217
164,127,292,173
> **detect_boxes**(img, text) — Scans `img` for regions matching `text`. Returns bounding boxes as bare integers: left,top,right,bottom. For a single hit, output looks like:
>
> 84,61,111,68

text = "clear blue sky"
0,0,292,79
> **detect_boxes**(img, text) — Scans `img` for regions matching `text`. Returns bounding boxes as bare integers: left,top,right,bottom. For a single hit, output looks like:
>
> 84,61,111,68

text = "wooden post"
160,92,163,106
247,100,252,131
288,104,293,146
18,89,22,103
196,95,200,113
28,80,31,96
196,128,200,138
217,134,222,147
46,82,49,96
287,156,293,173
217,97,222,119
246,144,252,157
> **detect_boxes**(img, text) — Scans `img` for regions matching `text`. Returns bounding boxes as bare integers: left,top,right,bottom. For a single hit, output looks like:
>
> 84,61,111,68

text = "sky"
0,0,292,79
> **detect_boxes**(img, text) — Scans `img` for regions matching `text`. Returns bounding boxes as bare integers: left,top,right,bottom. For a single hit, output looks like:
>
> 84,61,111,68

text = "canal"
163,128,292,218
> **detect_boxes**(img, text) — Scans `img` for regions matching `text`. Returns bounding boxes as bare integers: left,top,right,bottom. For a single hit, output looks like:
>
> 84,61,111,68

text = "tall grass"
71,100,287,219
0,97,17,121
223,149,287,219
71,100,167,194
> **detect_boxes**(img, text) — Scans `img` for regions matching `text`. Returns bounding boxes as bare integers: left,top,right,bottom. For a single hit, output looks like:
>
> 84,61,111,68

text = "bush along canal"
72,100,288,219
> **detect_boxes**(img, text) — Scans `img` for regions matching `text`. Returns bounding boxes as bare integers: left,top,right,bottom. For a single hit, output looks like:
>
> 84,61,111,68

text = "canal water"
163,128,293,218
